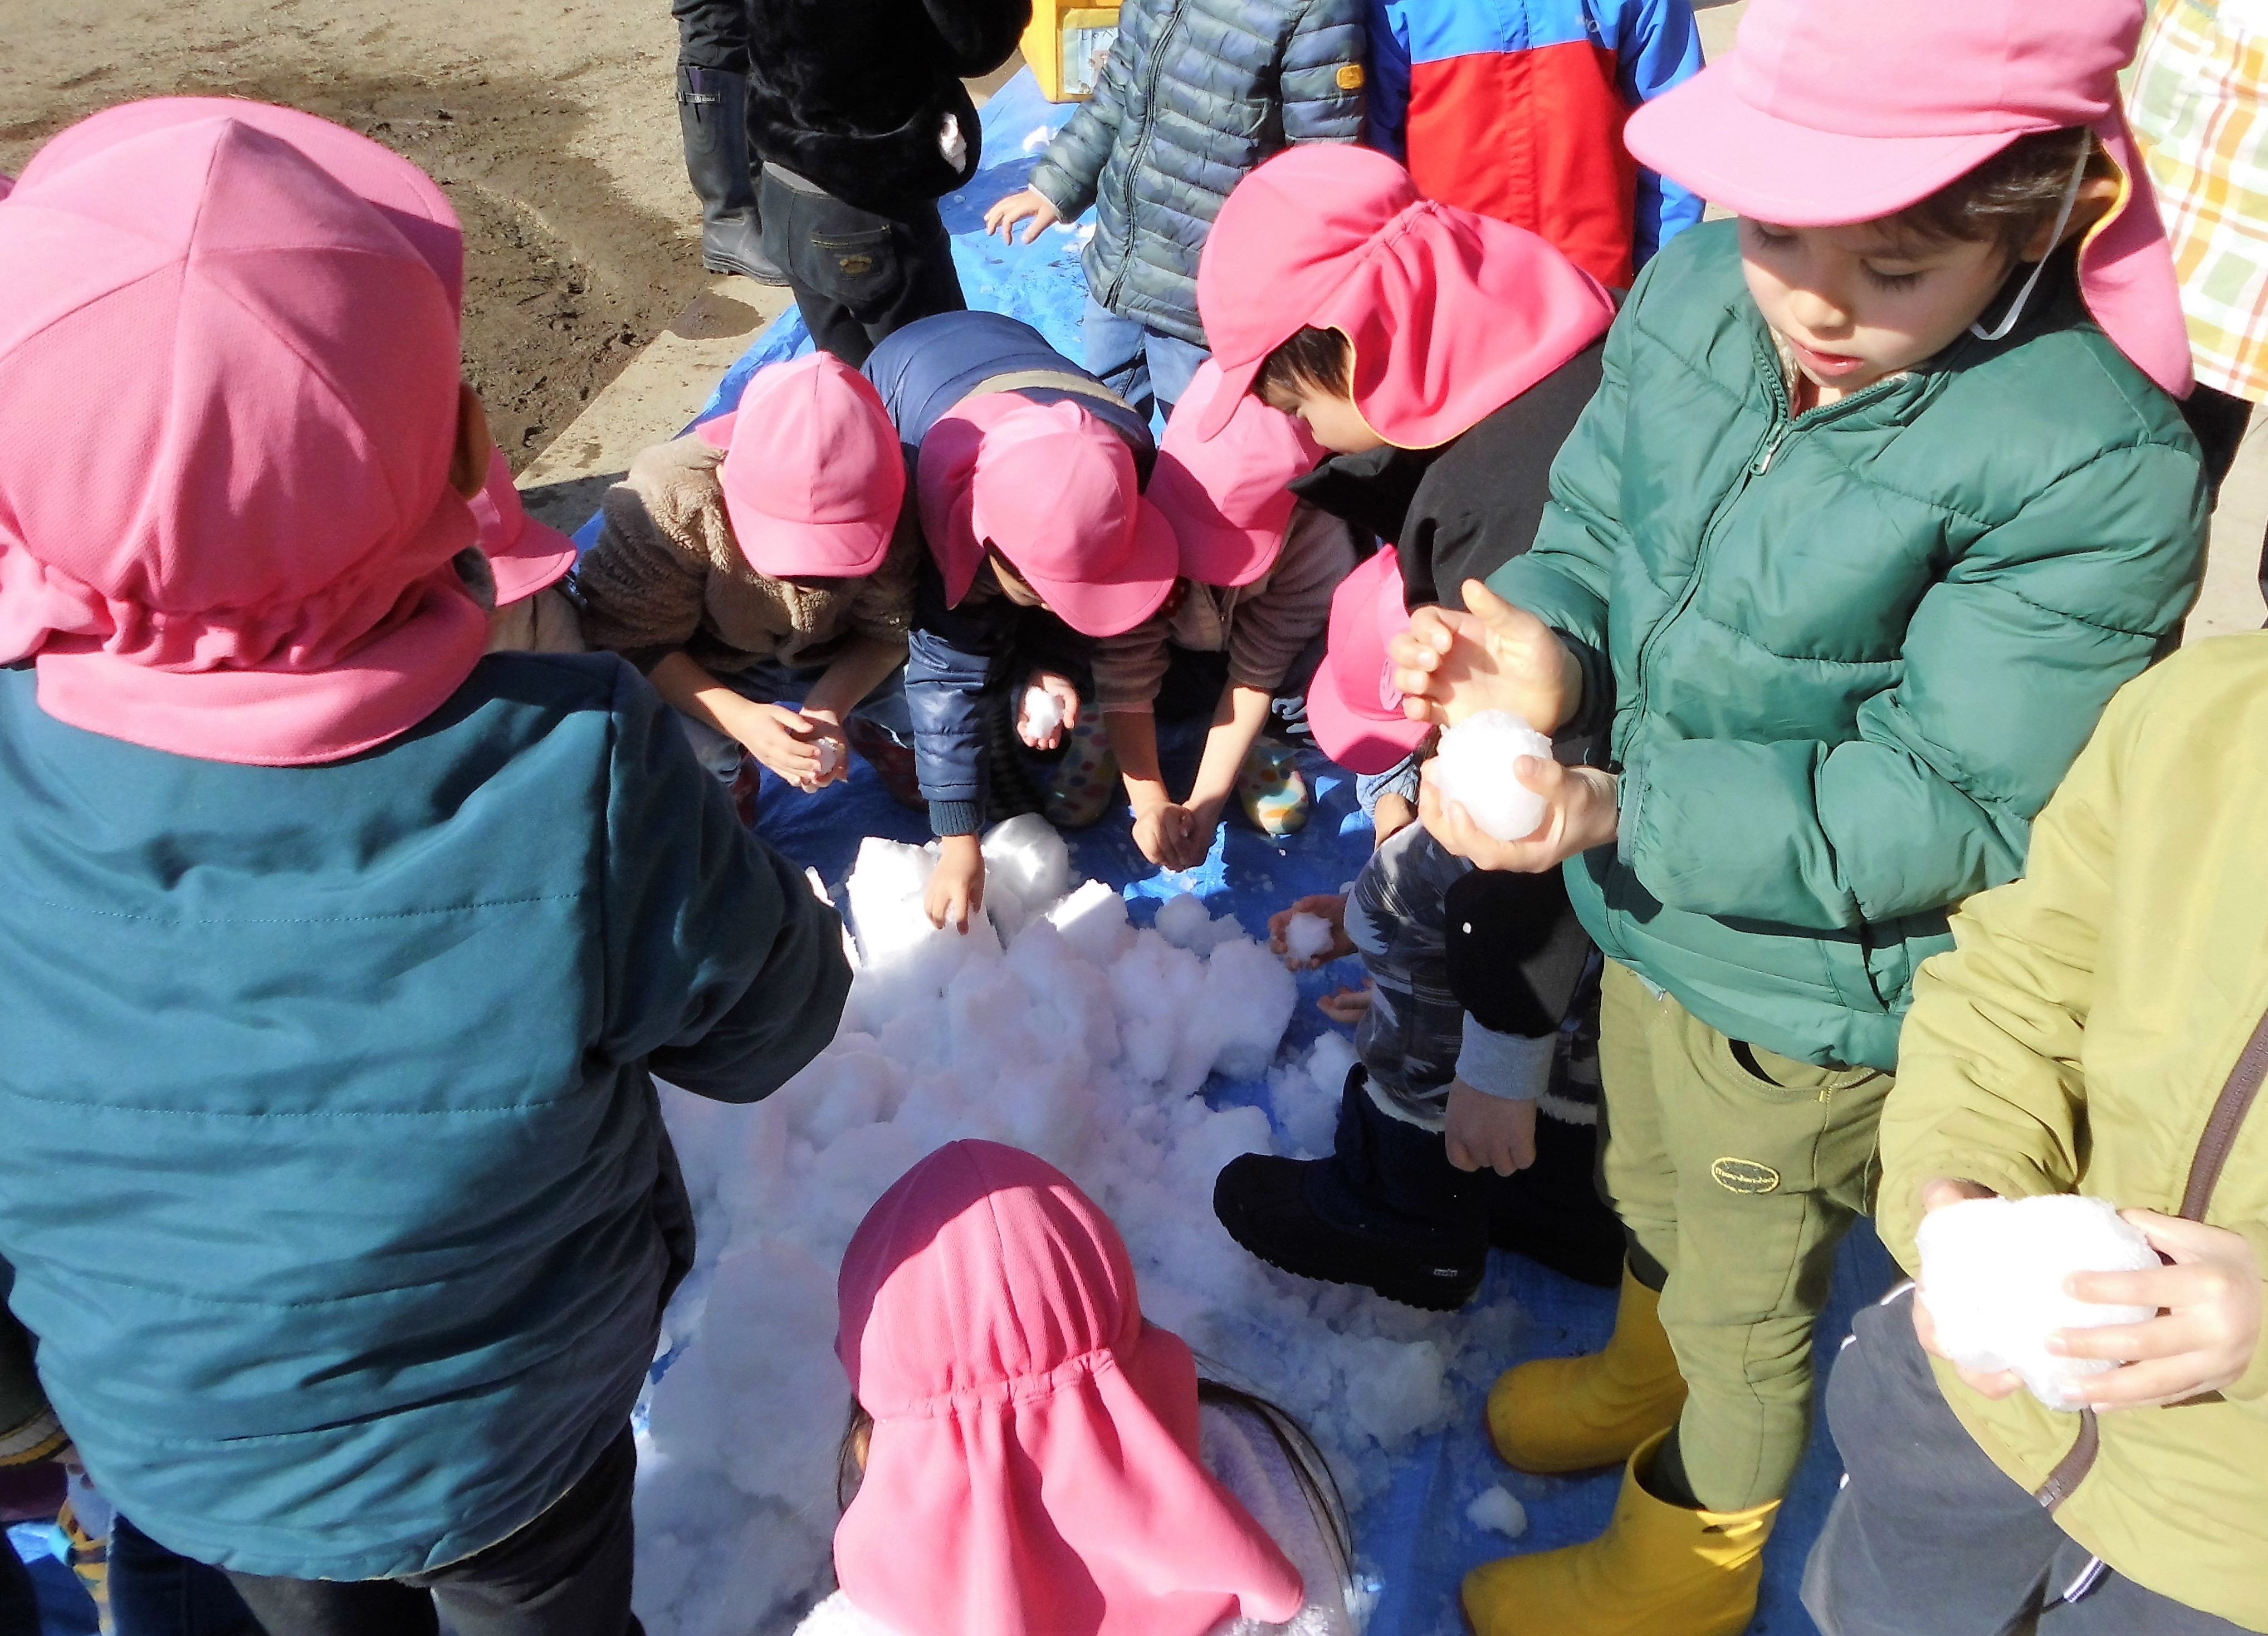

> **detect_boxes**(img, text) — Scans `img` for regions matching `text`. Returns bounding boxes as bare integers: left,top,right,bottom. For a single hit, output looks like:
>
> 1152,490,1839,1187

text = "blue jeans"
111,1516,261,1636
1083,299,1210,427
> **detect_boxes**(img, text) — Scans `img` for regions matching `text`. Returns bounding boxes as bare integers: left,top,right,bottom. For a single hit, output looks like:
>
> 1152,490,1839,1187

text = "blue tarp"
25,66,1891,1636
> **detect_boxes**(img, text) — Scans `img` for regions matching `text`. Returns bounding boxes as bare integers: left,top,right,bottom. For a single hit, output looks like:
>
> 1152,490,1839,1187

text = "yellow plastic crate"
1021,2,1121,101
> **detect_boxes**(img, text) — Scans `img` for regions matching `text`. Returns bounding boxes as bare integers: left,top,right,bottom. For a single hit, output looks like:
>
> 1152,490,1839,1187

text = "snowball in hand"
1430,711,1553,840
1021,684,1064,739
1915,1194,2159,1410
1283,912,1335,965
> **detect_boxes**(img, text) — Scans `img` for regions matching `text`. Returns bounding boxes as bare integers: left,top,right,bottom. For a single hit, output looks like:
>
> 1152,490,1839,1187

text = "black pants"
113,1515,263,1635
1802,1291,2246,1636
671,0,746,74
0,1529,37,1636
215,1426,643,1636
760,170,965,365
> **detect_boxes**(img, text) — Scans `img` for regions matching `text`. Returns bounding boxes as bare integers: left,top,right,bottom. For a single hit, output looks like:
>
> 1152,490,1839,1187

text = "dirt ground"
2,0,713,468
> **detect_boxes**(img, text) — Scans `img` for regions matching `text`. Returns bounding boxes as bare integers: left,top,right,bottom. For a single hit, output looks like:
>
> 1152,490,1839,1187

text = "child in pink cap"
1382,0,2211,1630
0,99,849,1632
862,311,1180,935
813,1140,1353,1636
470,446,586,655
576,351,920,812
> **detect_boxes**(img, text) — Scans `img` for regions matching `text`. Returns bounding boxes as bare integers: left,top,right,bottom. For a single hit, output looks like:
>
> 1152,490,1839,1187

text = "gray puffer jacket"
1027,0,1366,347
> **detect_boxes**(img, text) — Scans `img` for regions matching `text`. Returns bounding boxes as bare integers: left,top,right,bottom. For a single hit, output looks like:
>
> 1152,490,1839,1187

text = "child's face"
1259,379,1389,456
1738,219,2020,400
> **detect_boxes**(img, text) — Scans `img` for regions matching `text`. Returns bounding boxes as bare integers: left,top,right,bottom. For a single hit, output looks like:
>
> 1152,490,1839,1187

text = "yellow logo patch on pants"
1711,1157,1782,1195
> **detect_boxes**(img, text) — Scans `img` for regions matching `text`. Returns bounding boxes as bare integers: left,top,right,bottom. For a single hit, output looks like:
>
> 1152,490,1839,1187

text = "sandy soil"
2,0,713,468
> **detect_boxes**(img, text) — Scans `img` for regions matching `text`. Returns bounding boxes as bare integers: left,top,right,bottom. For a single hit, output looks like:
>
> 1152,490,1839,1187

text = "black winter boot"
677,66,785,285
1214,1066,1489,1311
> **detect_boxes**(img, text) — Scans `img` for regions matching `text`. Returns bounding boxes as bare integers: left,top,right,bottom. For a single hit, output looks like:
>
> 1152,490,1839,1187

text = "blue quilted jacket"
1027,0,1368,346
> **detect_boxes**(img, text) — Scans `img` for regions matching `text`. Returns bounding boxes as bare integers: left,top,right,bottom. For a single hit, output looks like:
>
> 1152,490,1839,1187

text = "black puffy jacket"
1027,0,1367,346
745,0,1030,214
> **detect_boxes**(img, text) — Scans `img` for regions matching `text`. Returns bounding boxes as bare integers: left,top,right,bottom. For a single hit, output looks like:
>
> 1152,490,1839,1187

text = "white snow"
1284,912,1336,966
1154,888,1236,956
1430,712,1554,842
633,832,1522,1635
1464,1486,1527,1541
1915,1194,2159,1410
1019,684,1064,742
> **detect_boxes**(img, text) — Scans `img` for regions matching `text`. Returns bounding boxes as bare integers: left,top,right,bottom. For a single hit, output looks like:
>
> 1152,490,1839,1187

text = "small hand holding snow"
796,708,851,792
984,187,1062,245
924,834,985,934
1018,671,1079,751
725,697,830,788
1268,894,1352,970
1445,1082,1537,1177
2054,1212,2263,1410
1419,753,1617,874
1913,1179,2025,1400
1387,581,1580,733
1132,800,1204,870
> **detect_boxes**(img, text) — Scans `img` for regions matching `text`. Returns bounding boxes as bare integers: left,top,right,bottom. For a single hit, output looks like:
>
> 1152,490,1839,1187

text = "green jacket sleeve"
1620,439,2204,930
1875,677,2131,1270
598,663,851,1103
1027,24,1132,217
1280,0,1369,145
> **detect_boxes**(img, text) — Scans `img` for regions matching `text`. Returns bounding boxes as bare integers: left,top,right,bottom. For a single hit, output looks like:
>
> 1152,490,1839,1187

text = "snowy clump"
1430,711,1554,841
1154,889,1236,955
1019,684,1064,742
1283,912,1336,966
1464,1486,1528,1541
1916,1194,2158,1410
634,830,1521,1635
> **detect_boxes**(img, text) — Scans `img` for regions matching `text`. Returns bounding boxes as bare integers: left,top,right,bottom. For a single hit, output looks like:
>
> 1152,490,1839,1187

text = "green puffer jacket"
1489,219,2208,1072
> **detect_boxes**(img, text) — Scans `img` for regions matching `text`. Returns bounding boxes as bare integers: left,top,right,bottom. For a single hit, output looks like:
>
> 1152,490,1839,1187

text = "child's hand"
2056,1212,2264,1410
796,708,852,792
1419,755,1617,873
985,188,1063,245
1268,894,1352,969
722,697,829,788
1445,1083,1538,1177
1370,790,1416,849
1019,670,1081,750
1132,800,1203,869
1912,1178,2027,1399
925,835,986,934
1387,580,1581,734
1316,982,1373,1023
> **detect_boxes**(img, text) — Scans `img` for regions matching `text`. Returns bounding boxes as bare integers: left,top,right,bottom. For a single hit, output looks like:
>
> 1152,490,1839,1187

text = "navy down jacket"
1027,0,1368,346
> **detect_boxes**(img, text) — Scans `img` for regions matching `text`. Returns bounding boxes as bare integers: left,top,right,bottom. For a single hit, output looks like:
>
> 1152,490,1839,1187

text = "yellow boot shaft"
1462,1429,1777,1636
1488,1264,1687,1473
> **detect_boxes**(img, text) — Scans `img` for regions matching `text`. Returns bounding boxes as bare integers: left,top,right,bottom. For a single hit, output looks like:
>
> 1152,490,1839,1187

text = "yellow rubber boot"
1487,1263,1686,1473
1461,1430,1777,1636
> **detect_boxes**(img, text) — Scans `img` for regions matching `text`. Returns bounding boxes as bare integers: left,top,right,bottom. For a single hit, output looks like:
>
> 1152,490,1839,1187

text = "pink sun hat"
1147,360,1324,587
1309,549,1431,775
1626,0,2192,398
694,351,907,578
0,99,485,766
1191,145,1617,443
916,394,1179,637
468,448,578,603
835,1141,1307,1636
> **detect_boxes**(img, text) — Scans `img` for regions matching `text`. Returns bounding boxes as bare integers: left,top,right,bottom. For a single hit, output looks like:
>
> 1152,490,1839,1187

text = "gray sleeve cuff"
928,799,983,837
1456,1016,1556,1101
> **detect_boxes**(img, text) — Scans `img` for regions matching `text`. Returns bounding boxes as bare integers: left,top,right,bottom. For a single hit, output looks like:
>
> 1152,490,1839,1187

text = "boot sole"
702,256,789,287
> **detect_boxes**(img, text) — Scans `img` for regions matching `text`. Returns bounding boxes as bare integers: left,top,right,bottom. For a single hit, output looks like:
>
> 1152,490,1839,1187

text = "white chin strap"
1969,135,2094,342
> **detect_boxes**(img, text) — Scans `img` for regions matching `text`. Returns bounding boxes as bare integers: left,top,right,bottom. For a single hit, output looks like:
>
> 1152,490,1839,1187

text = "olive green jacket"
1489,221,2208,1069
1883,636,2268,1632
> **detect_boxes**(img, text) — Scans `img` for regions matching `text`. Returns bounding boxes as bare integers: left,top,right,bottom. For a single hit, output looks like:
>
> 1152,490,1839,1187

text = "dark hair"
1253,325,1353,402
1884,126,2113,261
837,1375,1355,1584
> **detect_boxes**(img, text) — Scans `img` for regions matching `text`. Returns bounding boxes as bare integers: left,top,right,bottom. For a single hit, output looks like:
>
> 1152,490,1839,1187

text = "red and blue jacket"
1367,0,1704,288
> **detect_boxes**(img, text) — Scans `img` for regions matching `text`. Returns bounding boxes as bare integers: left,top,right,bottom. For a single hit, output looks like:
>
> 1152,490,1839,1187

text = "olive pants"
1598,961,1893,1511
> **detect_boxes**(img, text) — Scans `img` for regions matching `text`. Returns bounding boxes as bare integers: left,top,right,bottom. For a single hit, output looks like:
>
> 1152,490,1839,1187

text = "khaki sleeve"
1877,677,2137,1272
574,440,722,658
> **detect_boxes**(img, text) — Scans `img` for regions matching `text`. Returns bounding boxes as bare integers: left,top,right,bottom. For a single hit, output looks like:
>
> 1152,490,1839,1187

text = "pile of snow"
633,818,1519,1635
1430,712,1553,841
1915,1194,2158,1410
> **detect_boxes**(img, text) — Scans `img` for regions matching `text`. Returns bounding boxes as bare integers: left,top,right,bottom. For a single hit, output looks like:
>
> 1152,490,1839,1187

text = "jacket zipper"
1103,0,1189,311
1624,338,1902,741
2034,1002,2268,1513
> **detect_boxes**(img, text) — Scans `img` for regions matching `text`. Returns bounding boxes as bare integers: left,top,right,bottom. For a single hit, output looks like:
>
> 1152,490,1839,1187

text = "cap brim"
1308,648,1430,775
487,510,578,601
1625,64,2022,228
1019,501,1180,638
1189,353,1267,442
731,511,895,580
